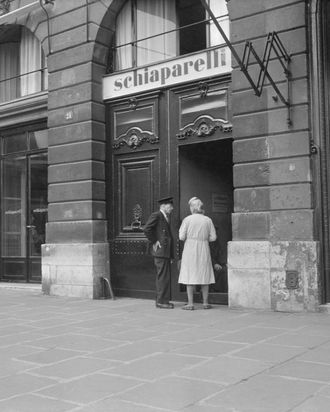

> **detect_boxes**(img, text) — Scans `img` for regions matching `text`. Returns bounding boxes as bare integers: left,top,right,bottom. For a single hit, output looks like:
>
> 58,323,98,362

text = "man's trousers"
153,257,171,304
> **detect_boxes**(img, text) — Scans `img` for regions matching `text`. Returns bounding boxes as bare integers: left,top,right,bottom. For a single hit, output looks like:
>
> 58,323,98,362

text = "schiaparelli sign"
103,46,231,101
0,0,10,15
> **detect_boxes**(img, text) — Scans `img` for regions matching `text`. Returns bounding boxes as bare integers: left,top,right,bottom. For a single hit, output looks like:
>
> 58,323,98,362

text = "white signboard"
103,47,231,101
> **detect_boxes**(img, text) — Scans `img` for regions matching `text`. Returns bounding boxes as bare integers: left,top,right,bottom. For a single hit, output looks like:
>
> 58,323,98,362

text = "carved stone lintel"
113,126,159,150
0,0,10,15
176,115,232,140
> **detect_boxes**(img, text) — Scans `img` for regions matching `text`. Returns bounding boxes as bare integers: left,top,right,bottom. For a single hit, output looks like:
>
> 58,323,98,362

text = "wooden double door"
108,79,233,304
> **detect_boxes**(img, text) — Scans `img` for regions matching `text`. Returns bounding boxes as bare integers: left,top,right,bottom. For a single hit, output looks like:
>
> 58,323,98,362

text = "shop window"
0,26,47,104
113,0,229,71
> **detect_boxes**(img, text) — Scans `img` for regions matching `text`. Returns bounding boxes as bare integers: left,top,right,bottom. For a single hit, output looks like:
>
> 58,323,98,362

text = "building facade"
0,0,328,312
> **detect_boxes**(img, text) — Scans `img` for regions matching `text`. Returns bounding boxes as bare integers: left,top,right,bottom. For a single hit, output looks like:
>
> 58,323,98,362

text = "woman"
178,197,217,310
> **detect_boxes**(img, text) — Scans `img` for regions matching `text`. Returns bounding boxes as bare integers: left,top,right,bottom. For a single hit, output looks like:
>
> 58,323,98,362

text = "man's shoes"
156,302,174,309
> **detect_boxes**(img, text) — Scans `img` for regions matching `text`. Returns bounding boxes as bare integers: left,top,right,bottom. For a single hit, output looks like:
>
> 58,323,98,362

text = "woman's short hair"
188,197,204,213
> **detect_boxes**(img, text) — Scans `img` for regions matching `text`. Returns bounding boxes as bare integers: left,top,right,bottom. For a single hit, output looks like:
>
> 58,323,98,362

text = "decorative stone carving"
176,115,232,140
113,126,159,150
0,0,10,15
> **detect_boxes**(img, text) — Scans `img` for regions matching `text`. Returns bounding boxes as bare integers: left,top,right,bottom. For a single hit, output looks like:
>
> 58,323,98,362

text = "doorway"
0,129,48,283
108,81,232,303
172,139,233,304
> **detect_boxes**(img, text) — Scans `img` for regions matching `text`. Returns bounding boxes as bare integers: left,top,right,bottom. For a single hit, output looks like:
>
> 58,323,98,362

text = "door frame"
168,78,233,304
0,122,47,283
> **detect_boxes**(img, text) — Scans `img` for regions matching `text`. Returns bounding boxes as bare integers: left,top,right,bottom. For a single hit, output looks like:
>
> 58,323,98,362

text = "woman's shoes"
181,304,212,310
182,304,194,310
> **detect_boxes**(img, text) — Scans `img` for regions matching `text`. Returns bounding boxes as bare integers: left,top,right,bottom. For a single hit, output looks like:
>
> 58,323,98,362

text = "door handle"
26,225,36,229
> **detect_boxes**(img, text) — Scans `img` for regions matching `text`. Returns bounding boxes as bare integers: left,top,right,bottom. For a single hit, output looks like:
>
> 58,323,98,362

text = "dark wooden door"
108,92,168,298
108,79,232,303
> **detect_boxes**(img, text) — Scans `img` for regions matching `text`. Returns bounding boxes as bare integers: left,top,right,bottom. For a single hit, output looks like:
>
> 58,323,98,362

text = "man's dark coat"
144,211,174,259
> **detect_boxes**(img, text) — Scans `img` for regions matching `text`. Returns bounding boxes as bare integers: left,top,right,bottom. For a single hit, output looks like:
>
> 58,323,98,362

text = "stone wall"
40,0,121,298
228,0,320,311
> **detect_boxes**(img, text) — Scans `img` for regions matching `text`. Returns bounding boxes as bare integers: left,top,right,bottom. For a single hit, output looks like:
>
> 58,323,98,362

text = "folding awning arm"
200,0,292,126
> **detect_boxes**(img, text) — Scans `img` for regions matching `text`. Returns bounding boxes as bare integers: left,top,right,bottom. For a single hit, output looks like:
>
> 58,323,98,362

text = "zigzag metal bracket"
200,0,292,127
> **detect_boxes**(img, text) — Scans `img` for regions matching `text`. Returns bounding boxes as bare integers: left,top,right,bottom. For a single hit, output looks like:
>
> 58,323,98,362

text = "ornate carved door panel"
108,92,166,298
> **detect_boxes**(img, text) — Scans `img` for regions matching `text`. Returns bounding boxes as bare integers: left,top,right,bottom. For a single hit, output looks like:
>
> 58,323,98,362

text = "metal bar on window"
0,68,47,85
112,14,228,51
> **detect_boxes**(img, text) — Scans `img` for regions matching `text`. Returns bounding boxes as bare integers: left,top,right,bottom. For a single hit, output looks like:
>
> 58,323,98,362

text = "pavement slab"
115,376,224,410
0,394,77,412
205,374,322,411
1,288,330,411
37,372,142,404
104,352,205,382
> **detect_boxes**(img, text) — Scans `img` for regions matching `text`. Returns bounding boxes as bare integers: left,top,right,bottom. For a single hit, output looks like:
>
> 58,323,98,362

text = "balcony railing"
0,67,48,104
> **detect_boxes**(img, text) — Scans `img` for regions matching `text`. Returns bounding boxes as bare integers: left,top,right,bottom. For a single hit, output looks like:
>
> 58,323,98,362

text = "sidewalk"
0,287,330,412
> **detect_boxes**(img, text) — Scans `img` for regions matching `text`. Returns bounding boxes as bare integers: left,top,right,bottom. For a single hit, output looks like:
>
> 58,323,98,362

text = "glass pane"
3,133,27,154
20,27,43,96
29,130,48,150
136,0,177,66
178,0,206,55
115,0,133,70
208,0,229,47
2,157,27,257
29,154,48,257
0,42,20,103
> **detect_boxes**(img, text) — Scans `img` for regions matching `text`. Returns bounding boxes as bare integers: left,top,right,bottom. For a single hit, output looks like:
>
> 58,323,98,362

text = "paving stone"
270,360,330,383
296,346,330,364
110,328,164,342
0,374,56,400
90,339,187,362
265,332,330,348
205,374,322,411
0,332,49,348
0,358,35,378
178,355,270,385
116,376,223,410
37,373,141,404
160,326,226,343
16,348,86,365
104,352,204,382
231,342,306,363
0,344,45,359
0,394,76,412
318,385,330,397
173,340,245,357
218,326,288,344
35,324,87,336
32,334,118,352
76,398,166,412
290,395,330,412
30,357,117,380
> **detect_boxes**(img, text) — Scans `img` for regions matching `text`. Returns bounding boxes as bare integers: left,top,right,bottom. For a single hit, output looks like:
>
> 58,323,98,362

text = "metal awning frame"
200,0,292,126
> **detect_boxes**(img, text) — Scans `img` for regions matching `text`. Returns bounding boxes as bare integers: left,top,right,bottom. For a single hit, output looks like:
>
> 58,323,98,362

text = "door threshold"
0,282,41,291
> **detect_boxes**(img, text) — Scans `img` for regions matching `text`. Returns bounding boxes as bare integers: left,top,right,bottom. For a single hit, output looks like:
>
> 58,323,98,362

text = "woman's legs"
187,285,194,306
201,285,209,305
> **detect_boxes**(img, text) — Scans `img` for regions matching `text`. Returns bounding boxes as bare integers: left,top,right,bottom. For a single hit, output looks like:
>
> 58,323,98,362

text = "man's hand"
153,241,161,252
214,263,222,271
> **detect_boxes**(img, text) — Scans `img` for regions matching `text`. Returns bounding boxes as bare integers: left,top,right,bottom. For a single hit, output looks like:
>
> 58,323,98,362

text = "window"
0,25,47,104
113,0,229,71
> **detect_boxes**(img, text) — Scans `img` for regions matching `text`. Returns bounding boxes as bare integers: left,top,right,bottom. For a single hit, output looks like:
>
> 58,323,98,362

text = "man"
144,197,174,309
